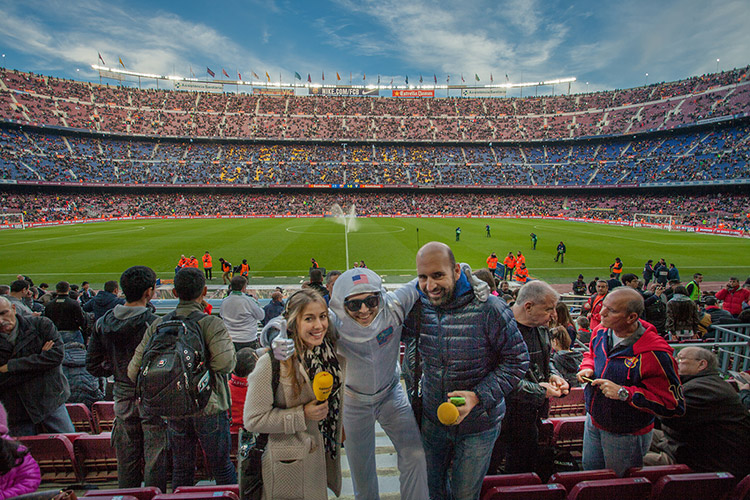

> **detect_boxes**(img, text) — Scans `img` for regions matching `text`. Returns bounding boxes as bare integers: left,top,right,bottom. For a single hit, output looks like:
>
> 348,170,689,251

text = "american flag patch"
352,273,369,284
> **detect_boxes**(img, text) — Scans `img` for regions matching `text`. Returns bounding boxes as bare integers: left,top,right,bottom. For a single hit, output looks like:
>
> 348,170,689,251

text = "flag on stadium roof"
406,75,409,84
307,73,311,82
475,74,480,81
419,74,423,83
190,66,195,77
505,73,509,81
377,75,381,84
336,72,341,81
447,75,451,83
461,74,465,83
363,73,366,80
434,74,437,83
294,72,302,80
265,71,270,81
252,71,260,79
491,73,494,83
389,77,393,85
222,68,229,78
206,67,215,77
322,71,325,81
238,71,241,80
98,52,105,65
119,57,125,68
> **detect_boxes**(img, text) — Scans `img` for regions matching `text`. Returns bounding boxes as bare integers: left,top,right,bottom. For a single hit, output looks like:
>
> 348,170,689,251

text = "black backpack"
136,310,211,417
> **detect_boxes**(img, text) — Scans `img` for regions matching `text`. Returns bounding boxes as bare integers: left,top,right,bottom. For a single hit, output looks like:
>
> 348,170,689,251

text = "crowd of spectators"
2,191,748,230
1,66,748,142
1,124,748,186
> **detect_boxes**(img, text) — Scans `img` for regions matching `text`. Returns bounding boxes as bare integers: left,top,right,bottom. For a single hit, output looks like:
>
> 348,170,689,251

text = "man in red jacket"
715,277,750,317
577,288,684,476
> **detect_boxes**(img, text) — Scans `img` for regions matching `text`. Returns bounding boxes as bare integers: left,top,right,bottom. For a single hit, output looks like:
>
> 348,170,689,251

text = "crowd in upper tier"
0,66,749,141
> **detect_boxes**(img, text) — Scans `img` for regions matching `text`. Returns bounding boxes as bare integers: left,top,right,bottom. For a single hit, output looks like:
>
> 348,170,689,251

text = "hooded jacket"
0,404,41,499
87,304,158,400
328,268,419,399
404,272,529,435
580,320,684,434
715,286,750,316
63,342,104,409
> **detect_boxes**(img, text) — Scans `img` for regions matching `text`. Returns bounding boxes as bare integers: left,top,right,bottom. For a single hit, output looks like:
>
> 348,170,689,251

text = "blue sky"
0,0,748,96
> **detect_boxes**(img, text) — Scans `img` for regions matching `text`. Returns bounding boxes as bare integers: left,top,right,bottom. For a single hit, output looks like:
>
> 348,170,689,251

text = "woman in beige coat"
244,289,345,500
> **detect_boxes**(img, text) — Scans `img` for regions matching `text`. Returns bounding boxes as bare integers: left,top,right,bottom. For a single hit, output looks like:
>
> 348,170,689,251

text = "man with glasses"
577,287,684,476
644,347,750,477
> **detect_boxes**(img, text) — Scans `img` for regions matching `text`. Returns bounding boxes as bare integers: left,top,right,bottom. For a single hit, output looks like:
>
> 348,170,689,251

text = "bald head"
677,346,717,375
417,242,460,307
610,287,644,316
600,287,644,337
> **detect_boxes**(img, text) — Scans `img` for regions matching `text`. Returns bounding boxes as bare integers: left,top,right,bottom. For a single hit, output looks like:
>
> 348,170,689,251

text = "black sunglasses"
344,294,379,312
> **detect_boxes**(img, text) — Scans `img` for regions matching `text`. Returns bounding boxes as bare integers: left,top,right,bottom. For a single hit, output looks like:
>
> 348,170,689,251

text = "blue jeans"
582,414,653,477
10,403,75,436
422,418,500,500
167,411,237,488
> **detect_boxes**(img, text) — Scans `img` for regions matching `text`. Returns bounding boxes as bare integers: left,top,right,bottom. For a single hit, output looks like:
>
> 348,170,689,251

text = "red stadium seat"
538,419,554,447
91,401,116,433
73,433,118,482
549,469,617,492
480,473,541,500
484,483,566,500
548,387,586,417
174,486,240,495
728,474,750,500
84,487,162,500
79,497,138,500
651,472,736,500
550,416,586,456
18,434,81,484
153,493,239,500
626,463,693,483
66,403,95,433
567,477,651,500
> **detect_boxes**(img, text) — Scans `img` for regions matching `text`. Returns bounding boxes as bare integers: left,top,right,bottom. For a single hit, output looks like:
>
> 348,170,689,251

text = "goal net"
633,213,673,231
0,213,26,229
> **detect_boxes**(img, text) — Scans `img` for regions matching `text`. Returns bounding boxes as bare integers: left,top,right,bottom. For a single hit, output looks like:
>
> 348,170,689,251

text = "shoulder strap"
184,310,208,322
268,350,280,396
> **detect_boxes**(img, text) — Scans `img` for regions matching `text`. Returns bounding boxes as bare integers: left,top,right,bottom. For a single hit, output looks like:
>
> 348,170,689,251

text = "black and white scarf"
303,337,342,459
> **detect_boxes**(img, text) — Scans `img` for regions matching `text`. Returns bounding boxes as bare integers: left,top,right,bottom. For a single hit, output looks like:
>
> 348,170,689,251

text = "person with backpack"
86,266,168,492
128,267,237,489
244,289,345,500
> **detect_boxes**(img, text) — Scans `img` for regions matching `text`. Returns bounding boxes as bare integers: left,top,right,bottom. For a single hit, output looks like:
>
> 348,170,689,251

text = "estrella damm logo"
623,356,639,369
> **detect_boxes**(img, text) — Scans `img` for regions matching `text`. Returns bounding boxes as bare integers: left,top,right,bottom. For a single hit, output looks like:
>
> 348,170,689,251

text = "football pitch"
1,217,749,287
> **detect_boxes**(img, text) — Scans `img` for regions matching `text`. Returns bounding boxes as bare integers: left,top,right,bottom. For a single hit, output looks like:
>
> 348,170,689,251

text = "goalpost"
0,213,26,229
633,213,673,231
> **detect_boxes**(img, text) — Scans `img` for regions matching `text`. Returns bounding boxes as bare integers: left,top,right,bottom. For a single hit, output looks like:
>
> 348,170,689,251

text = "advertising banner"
308,87,379,96
173,81,224,93
459,88,507,97
392,89,434,98
253,88,294,96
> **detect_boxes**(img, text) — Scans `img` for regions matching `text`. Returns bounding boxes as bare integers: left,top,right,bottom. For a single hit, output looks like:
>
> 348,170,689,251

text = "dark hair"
104,280,118,293
39,283,49,289
82,281,89,286
621,273,638,284
310,268,323,284
0,437,28,475
704,296,717,306
674,285,689,296
738,309,750,323
326,270,342,285
120,266,157,303
473,268,497,293
577,316,590,329
0,285,9,295
55,281,70,294
9,280,28,293
230,275,247,292
234,347,257,378
555,301,574,328
70,284,79,292
174,268,205,301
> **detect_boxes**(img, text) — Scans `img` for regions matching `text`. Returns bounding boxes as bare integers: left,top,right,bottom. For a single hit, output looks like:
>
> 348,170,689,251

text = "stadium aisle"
337,420,402,499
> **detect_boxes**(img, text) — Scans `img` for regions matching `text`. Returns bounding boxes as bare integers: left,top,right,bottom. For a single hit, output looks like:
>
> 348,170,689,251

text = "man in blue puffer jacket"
405,242,529,500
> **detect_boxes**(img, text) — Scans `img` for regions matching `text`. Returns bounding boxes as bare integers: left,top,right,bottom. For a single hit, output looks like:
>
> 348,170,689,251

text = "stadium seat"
480,473,541,500
728,474,750,500
91,401,116,433
66,403,95,433
548,469,617,492
483,483,566,500
550,416,586,456
79,497,138,500
18,434,81,484
650,472,736,500
567,477,652,500
84,487,162,500
153,493,239,500
174,486,240,495
538,419,554,447
626,463,693,483
74,433,118,482
548,387,586,417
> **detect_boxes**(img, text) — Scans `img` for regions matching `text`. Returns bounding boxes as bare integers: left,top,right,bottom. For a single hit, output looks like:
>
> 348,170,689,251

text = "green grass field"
1,217,749,287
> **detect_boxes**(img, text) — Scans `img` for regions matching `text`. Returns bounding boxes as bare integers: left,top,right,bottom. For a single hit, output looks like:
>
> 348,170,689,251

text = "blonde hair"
282,289,335,397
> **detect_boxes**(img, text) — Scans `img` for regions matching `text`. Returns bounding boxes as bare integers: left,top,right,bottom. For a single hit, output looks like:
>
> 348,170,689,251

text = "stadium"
1,3,750,498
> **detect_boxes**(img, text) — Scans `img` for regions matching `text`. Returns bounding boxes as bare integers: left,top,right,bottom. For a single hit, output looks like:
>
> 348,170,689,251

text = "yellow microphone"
437,402,459,426
313,371,333,403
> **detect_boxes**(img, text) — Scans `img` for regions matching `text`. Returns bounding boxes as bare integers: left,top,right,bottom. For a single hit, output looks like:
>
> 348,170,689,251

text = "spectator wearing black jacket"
44,281,87,344
83,280,125,320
